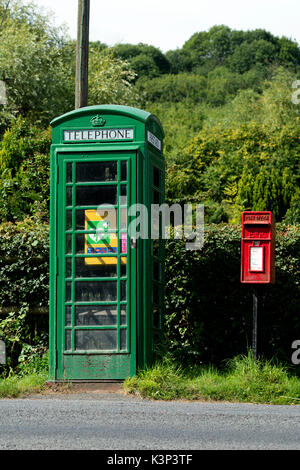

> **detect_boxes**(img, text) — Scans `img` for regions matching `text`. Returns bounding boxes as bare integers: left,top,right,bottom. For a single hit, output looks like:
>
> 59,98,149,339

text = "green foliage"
0,219,49,370
168,117,300,222
0,221,298,373
206,66,246,106
17,349,48,377
165,225,300,365
136,73,207,104
88,47,140,106
0,305,29,366
165,49,193,74
112,43,170,79
0,117,51,171
181,25,300,74
0,118,51,221
146,101,205,163
284,190,300,224
0,219,49,305
0,371,47,397
182,25,234,70
124,353,300,404
0,0,73,126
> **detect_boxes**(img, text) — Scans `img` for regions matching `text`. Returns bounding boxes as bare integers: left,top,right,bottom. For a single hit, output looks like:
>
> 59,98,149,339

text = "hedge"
0,221,299,367
165,224,300,365
0,220,49,368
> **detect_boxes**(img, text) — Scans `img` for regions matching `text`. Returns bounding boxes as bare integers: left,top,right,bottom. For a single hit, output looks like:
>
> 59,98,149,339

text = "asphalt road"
0,391,300,450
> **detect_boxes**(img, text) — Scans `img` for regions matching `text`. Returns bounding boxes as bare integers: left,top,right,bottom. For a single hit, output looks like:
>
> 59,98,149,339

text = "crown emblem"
90,115,106,127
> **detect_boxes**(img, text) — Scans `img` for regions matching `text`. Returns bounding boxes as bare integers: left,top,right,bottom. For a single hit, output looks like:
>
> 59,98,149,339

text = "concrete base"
45,380,123,393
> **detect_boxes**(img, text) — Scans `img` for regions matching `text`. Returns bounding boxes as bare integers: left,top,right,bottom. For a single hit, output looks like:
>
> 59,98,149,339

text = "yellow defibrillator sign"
84,209,126,265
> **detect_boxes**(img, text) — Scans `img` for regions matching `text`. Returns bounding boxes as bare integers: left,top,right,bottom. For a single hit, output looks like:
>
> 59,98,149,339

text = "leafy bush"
0,221,299,371
165,224,300,366
0,220,49,369
0,118,51,221
168,119,300,222
136,73,207,104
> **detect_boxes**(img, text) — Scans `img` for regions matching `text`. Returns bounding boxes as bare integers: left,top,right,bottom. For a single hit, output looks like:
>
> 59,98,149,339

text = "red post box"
241,211,275,284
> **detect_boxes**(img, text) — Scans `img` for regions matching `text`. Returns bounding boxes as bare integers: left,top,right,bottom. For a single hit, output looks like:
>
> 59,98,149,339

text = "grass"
0,371,47,398
0,352,49,398
124,353,300,405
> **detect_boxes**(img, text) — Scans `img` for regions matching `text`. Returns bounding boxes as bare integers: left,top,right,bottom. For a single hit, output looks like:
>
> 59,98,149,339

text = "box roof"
50,104,164,137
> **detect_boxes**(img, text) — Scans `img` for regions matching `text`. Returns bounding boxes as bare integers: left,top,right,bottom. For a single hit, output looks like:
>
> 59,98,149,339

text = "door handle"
130,237,137,249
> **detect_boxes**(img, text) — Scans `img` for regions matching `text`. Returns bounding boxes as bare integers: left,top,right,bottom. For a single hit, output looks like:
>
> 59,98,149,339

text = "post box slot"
243,225,271,239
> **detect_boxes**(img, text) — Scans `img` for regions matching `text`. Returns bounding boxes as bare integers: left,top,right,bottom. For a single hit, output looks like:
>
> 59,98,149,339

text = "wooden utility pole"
75,0,90,109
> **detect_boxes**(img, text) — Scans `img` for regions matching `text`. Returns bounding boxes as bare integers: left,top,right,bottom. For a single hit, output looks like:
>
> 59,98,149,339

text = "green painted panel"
63,354,131,380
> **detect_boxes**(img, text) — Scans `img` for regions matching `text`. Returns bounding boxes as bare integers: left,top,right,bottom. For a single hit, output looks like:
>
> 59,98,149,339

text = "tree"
182,25,233,69
165,49,193,74
112,43,170,79
0,0,73,127
88,47,140,106
136,73,207,104
206,66,245,106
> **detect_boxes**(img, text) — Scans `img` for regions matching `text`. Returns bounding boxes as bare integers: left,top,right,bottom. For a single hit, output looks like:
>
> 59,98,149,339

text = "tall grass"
0,352,48,398
124,353,300,404
0,372,47,398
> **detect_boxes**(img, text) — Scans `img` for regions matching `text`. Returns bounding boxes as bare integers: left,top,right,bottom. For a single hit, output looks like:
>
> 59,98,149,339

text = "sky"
26,0,300,52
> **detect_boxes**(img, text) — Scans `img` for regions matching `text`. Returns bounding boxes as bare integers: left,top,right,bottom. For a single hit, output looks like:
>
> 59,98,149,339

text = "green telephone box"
49,105,165,381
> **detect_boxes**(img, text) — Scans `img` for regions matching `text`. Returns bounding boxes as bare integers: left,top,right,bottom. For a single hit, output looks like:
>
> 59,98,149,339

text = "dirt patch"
42,381,124,395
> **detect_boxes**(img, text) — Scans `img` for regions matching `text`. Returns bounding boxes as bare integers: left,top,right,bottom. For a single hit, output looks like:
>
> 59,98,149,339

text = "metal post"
75,0,90,109
252,287,258,360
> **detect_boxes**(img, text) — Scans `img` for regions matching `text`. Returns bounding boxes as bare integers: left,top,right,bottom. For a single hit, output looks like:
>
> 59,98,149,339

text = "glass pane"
75,306,118,325
75,281,117,302
85,208,117,230
120,329,127,350
120,260,126,277
120,233,127,254
120,307,127,326
75,257,117,278
121,280,126,301
65,306,72,326
65,258,72,278
65,330,71,350
154,167,160,188
66,282,72,302
75,329,117,351
120,208,127,229
76,210,86,230
75,233,118,256
76,185,117,206
121,161,127,181
75,233,85,253
66,210,72,230
154,190,160,204
76,208,118,230
66,186,72,206
76,162,117,182
66,163,72,183
120,185,127,205
66,234,72,254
